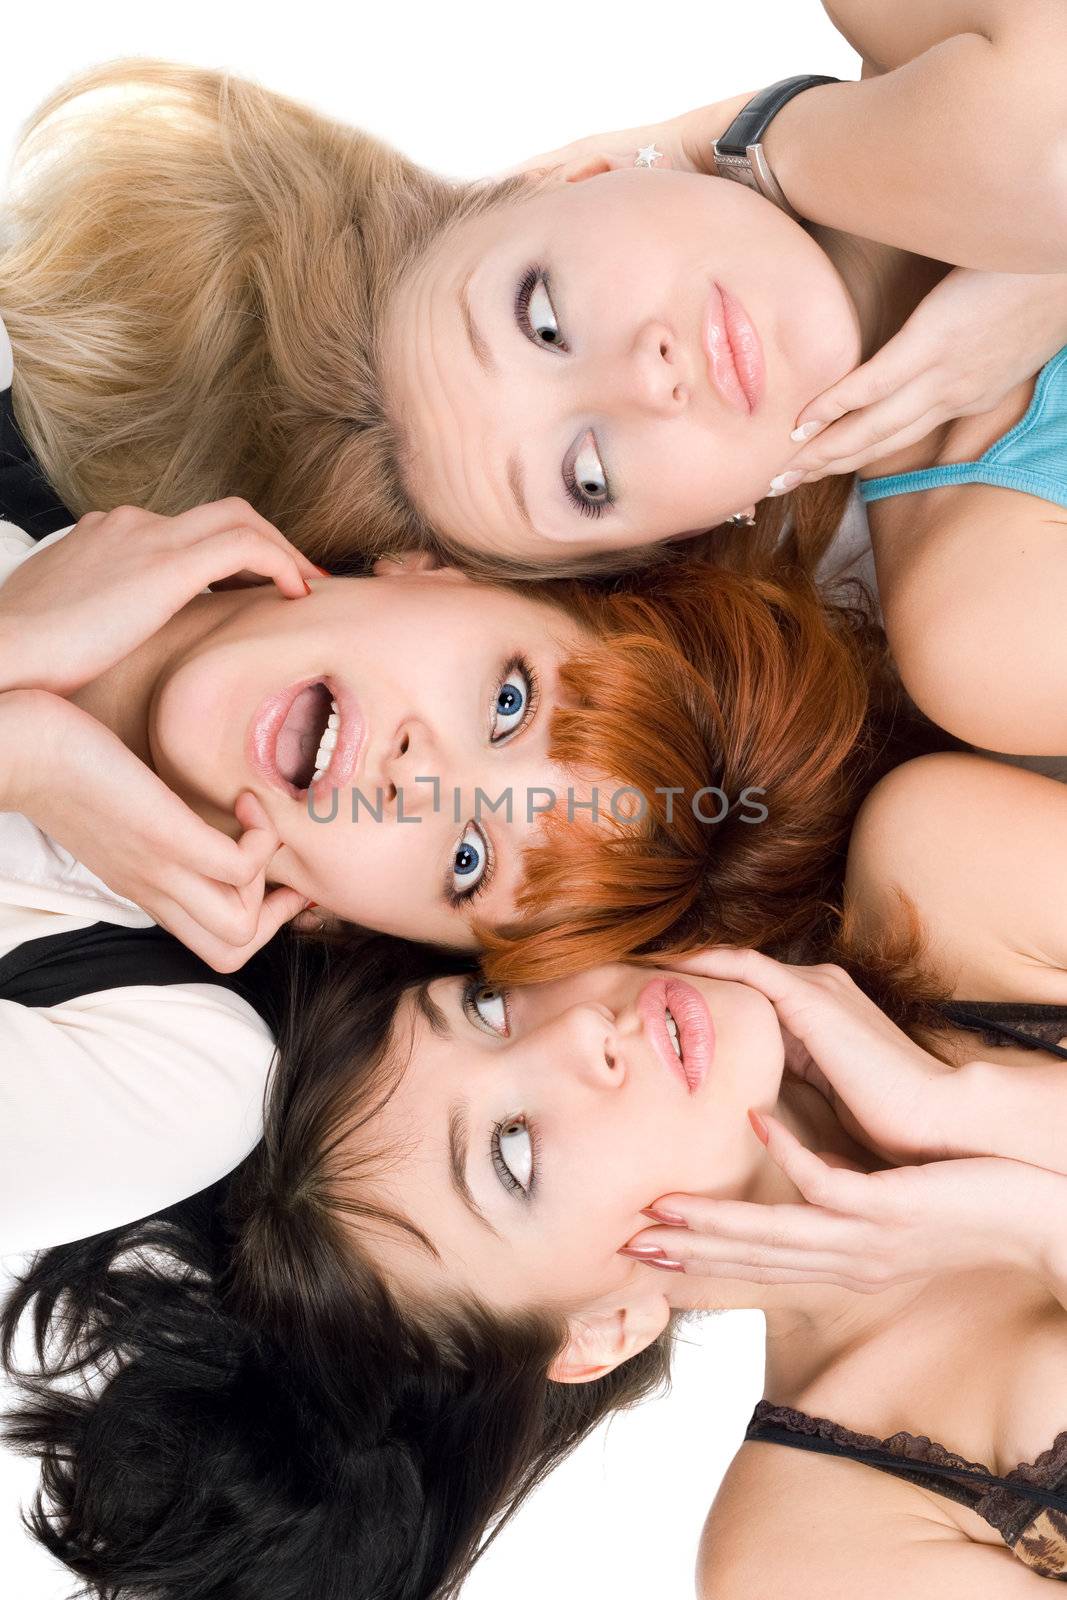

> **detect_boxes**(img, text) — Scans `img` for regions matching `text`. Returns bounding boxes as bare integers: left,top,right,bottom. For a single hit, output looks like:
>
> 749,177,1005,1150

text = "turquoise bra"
858,344,1067,509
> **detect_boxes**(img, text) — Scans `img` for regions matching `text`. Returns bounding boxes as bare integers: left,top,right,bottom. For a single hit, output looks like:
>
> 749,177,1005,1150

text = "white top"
0,310,12,391
0,513,275,1257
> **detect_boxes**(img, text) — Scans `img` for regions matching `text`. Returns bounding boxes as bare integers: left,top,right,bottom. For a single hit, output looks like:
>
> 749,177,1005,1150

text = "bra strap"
747,1422,1067,1513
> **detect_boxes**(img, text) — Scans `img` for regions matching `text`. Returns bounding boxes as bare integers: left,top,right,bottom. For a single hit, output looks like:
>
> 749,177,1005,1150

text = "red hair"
481,557,927,985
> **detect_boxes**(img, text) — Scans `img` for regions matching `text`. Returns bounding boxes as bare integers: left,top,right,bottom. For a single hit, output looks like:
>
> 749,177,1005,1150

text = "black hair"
3,931,676,1599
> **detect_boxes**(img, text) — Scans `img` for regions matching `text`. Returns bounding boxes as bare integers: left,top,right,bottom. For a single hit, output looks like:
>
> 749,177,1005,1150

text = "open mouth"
276,682,339,789
247,676,366,801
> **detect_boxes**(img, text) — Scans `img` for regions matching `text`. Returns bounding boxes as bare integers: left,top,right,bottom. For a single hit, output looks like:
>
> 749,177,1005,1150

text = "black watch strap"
712,74,840,220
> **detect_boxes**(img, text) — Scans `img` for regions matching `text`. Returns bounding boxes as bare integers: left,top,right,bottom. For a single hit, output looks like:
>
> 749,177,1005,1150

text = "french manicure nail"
748,1108,770,1146
640,1206,687,1227
790,420,824,443
767,471,804,496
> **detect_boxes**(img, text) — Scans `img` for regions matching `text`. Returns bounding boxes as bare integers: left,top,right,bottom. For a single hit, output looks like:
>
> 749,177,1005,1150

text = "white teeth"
665,1009,683,1060
311,697,341,784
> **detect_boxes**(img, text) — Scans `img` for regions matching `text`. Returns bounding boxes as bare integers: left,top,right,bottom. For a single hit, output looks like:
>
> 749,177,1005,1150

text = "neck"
68,589,257,769
668,1080,926,1394
810,223,947,360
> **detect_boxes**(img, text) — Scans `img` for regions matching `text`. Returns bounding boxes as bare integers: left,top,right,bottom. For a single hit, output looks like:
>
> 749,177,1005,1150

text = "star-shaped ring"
634,143,663,169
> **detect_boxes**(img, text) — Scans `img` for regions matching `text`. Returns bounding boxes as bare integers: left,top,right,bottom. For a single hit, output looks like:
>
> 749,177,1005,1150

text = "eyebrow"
449,1102,502,1239
460,272,495,375
506,453,534,530
458,273,534,534
414,980,452,1039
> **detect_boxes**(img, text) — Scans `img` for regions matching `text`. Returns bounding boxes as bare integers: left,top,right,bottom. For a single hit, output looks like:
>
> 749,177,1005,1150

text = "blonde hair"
0,60,528,567
1,59,852,581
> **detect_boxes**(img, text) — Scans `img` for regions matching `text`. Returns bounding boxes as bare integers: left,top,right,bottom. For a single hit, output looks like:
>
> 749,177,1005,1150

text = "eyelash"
492,653,541,744
563,460,610,521
444,654,541,909
515,268,613,521
491,1114,542,1201
514,265,569,354
459,979,540,1200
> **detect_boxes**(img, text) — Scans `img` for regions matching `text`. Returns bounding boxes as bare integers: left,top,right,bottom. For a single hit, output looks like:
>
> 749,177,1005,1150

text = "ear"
371,550,443,577
556,151,630,185
547,1295,672,1385
371,551,472,584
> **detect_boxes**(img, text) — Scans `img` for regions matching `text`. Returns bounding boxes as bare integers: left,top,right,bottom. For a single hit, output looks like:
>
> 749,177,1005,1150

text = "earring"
725,508,757,528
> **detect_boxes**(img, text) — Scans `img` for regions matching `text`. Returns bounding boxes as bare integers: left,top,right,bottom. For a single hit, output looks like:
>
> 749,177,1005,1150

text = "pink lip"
702,282,764,414
246,676,366,802
637,978,715,1094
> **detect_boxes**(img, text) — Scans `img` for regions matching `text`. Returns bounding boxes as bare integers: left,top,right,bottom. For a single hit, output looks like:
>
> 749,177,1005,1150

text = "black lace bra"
745,998,1067,1581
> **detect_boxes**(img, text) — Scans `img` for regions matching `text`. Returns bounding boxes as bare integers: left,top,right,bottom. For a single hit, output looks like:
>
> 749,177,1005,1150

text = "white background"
0,4,859,1597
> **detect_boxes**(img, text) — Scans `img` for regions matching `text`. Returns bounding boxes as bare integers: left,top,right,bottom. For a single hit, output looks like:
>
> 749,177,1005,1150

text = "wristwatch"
711,75,840,222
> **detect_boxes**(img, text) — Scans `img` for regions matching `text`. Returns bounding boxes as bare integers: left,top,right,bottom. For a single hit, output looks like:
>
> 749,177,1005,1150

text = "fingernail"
767,471,804,497
790,420,824,443
305,901,318,910
748,1108,770,1146
302,578,313,596
618,1243,673,1259
618,1247,685,1272
640,1206,687,1227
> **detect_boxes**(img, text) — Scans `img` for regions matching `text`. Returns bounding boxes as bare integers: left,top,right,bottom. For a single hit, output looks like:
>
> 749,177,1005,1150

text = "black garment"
0,386,73,536
0,919,294,1037
744,1003,1067,1578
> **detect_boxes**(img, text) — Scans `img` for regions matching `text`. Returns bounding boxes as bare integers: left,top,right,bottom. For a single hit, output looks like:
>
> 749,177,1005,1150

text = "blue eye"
491,660,536,743
451,821,489,896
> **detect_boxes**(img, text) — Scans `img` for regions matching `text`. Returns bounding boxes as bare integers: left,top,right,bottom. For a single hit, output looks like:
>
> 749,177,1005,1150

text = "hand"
624,1117,1064,1295
0,499,324,697
6,690,307,972
775,268,1067,487
665,947,957,1165
506,94,756,181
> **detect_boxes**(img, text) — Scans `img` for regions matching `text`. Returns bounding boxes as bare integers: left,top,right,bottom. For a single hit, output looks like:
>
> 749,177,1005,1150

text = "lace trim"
944,1001,1067,1055
750,1403,1067,1548
750,1401,987,1476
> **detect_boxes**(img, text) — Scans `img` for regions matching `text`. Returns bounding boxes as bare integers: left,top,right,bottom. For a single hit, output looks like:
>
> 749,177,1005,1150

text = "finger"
668,949,866,1074
627,1256,863,1290
794,408,948,481
189,526,314,601
669,947,817,1022
631,1197,860,1253
791,339,934,439
168,499,322,595
231,791,282,886
786,382,938,478
160,886,309,972
759,1115,884,1216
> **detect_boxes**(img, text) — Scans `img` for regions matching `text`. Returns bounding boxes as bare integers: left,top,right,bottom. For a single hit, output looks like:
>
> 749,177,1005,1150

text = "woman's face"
149,568,596,946
385,169,861,562
357,963,785,1313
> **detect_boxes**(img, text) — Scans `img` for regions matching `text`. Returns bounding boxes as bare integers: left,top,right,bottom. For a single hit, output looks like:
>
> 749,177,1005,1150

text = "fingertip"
790,419,826,444
748,1108,770,1146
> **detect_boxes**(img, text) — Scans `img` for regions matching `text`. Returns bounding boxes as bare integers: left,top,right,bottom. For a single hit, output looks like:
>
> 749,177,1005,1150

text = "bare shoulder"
823,0,1065,66
698,1439,1045,1599
875,490,1067,754
846,753,1067,995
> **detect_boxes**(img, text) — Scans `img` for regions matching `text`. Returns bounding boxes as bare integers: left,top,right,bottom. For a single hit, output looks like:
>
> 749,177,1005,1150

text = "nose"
556,1003,627,1089
619,320,689,416
378,718,443,813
